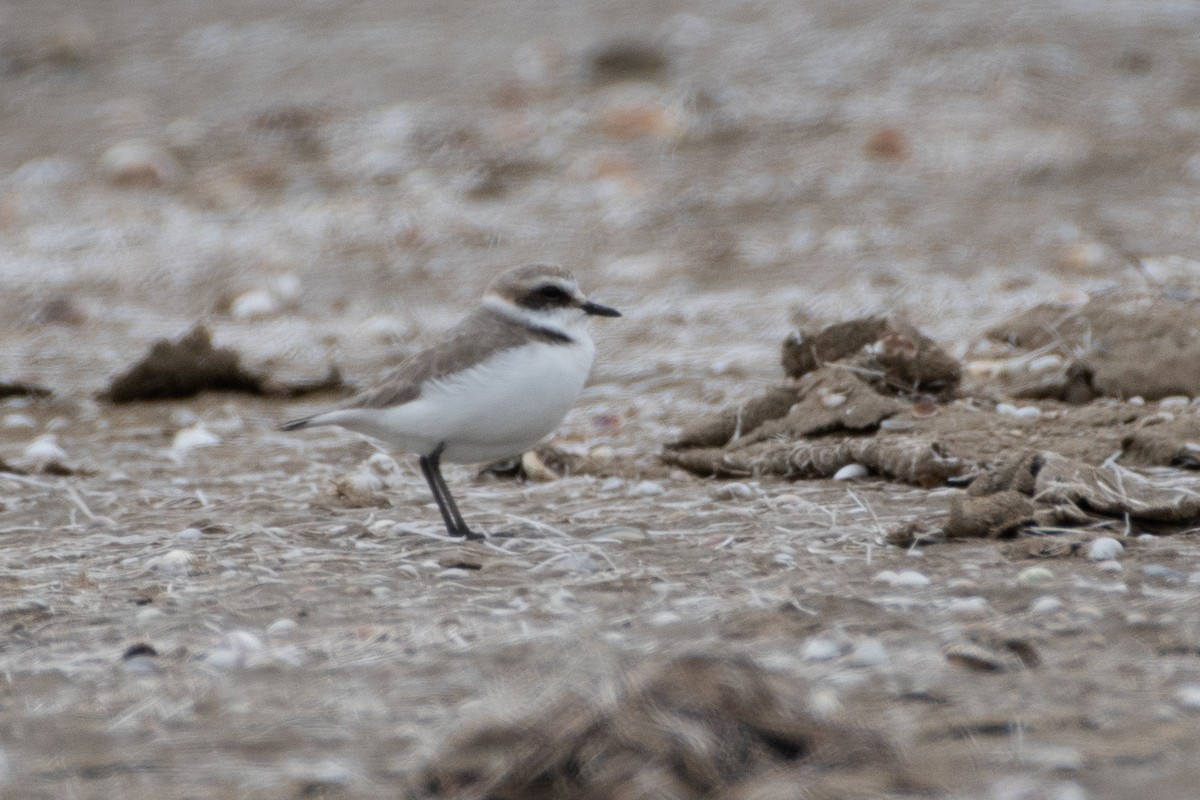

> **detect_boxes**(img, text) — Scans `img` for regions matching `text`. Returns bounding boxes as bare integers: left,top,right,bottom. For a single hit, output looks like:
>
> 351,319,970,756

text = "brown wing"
345,307,535,410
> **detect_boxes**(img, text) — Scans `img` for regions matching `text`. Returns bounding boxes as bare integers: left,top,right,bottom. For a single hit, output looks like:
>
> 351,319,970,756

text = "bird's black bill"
581,300,621,317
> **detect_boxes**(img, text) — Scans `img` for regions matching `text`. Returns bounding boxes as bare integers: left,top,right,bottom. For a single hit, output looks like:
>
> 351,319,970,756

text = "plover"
280,265,620,540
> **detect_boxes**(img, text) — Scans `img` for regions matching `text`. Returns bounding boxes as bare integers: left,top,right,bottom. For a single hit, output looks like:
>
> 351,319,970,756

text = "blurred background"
2,0,1199,386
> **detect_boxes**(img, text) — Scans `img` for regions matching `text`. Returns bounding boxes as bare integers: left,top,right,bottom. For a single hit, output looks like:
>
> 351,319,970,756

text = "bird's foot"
454,527,488,541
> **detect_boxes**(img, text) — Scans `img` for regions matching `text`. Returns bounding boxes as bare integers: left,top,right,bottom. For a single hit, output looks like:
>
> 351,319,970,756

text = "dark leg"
418,444,484,540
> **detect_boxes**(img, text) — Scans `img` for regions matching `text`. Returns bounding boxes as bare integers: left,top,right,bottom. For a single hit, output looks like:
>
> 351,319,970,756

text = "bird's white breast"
333,335,596,463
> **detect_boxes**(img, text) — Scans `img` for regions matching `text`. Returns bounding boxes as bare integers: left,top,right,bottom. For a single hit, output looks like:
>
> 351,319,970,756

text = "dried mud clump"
889,449,1200,546
782,316,961,398
669,316,960,462
411,654,901,800
672,304,1200,544
104,325,343,403
586,39,669,84
0,380,52,400
984,291,1200,401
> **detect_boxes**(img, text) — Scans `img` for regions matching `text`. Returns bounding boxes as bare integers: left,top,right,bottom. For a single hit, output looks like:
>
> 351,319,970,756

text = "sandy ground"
4,0,1200,797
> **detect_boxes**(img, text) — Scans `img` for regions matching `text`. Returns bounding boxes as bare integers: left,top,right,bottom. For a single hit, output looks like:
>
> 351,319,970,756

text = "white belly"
325,339,595,463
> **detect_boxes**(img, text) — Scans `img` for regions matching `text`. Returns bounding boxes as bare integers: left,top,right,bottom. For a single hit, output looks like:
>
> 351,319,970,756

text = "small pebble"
996,402,1041,418
630,479,665,497
1016,566,1055,585
1020,744,1084,773
846,638,889,667
1159,395,1190,408
874,569,930,587
100,139,178,187
802,637,843,661
946,577,980,594
205,630,267,670
947,596,990,617
833,463,869,481
266,618,298,635
1049,781,1090,800
358,315,411,344
229,289,280,320
2,414,35,429
22,434,69,468
146,549,196,577
368,519,399,537
1027,354,1064,373
1098,560,1123,574
172,425,220,453
1176,684,1200,709
1029,595,1065,615
1087,537,1124,561
713,482,754,500
134,607,164,625
521,450,559,481
270,273,301,305
589,444,615,461
891,569,931,587
819,392,847,408
808,688,842,716
589,525,647,542
1142,564,1186,583
177,527,203,541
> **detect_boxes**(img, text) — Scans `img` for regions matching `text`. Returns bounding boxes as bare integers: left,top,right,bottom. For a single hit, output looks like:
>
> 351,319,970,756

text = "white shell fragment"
832,463,869,481
521,450,559,481
996,402,1041,418
801,636,843,661
172,425,220,453
21,434,69,470
230,289,281,320
1016,566,1055,585
145,549,197,577
1176,684,1200,709
1086,537,1124,562
100,139,178,187
204,630,268,670
630,480,665,497
873,569,930,587
1029,596,1065,616
712,482,754,500
845,638,889,667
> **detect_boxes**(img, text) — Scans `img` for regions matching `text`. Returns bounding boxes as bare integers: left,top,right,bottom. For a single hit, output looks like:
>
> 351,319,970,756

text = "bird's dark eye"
537,284,567,300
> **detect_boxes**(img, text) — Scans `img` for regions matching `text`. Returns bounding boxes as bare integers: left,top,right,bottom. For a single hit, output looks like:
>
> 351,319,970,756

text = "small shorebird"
280,265,620,540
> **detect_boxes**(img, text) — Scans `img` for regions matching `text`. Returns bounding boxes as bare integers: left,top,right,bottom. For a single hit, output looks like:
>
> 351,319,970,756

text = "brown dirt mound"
668,304,1200,541
782,316,961,398
410,654,903,800
984,290,1200,401
104,324,343,403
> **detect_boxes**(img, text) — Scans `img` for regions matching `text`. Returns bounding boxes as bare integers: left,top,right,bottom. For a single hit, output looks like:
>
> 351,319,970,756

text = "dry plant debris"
411,654,903,800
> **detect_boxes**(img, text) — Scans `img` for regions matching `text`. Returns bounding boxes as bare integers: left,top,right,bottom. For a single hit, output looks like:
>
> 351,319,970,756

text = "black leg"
419,444,484,540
